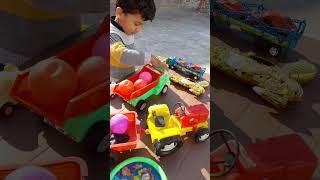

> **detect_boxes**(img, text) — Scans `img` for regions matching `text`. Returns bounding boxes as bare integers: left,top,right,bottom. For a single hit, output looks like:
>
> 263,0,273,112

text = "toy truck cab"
146,103,209,157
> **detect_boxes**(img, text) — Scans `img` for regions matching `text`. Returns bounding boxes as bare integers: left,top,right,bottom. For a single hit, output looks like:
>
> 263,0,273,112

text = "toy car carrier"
211,0,306,57
166,56,206,80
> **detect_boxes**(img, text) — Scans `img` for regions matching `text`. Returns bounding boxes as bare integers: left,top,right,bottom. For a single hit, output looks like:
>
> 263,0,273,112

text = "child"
110,0,168,84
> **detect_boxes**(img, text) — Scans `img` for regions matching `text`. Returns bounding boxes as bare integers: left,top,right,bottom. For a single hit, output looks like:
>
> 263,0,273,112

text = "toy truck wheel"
83,121,108,153
161,85,168,94
136,100,147,111
154,136,183,157
1,102,15,117
195,128,210,143
268,45,281,57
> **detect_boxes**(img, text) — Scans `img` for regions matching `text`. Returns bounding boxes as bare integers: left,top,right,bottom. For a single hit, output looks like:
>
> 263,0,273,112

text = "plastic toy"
113,64,170,111
146,102,209,156
139,71,153,83
118,80,134,96
0,64,19,117
211,132,318,180
133,79,148,91
170,73,209,96
110,114,129,134
212,46,317,108
0,17,109,153
77,56,108,92
110,157,167,180
211,0,306,57
28,58,78,105
0,157,88,180
166,56,206,80
5,166,57,180
110,111,150,165
92,33,108,59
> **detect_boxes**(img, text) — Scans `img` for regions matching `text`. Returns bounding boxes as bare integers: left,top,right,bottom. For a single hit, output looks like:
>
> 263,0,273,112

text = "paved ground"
110,5,210,71
211,1,320,178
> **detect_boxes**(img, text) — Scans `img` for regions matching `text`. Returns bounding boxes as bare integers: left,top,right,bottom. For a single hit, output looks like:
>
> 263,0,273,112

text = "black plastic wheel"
161,85,169,94
136,100,147,111
1,102,15,118
83,121,107,153
195,128,210,143
268,45,282,57
154,136,183,157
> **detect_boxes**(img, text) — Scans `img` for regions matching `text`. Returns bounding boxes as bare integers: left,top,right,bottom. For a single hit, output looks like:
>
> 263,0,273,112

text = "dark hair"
116,0,156,21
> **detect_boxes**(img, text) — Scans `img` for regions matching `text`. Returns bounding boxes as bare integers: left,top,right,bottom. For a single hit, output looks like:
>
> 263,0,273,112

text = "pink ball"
5,166,57,180
92,33,108,59
139,72,152,83
110,114,129,134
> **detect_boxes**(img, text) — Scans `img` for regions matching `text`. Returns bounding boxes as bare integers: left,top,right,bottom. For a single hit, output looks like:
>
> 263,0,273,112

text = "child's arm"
110,33,150,67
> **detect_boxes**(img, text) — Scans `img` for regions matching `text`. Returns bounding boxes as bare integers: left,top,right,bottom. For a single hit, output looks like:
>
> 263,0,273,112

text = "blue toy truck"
166,56,206,80
211,0,306,57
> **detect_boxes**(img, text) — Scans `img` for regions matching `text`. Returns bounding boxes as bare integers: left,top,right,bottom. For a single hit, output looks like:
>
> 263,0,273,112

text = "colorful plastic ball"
5,165,57,180
118,80,134,96
110,114,129,134
28,58,78,105
77,56,107,92
134,79,148,91
139,72,152,83
92,33,108,59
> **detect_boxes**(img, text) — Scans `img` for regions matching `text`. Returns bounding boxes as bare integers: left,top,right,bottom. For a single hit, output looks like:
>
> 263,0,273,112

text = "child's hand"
110,82,116,96
150,55,169,71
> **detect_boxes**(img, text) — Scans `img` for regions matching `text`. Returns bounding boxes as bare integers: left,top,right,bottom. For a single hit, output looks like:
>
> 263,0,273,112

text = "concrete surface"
135,7,210,73
211,1,320,178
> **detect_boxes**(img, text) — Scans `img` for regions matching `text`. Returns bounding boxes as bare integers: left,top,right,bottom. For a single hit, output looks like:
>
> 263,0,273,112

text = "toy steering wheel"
173,102,186,117
210,129,240,177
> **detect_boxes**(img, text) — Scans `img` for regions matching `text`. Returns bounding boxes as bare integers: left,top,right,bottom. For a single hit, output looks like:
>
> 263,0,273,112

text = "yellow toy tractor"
146,102,209,156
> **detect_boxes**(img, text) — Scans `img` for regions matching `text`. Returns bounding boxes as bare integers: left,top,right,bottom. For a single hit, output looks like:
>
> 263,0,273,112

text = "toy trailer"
166,56,206,80
0,157,88,180
9,17,109,153
110,112,142,153
113,64,170,111
211,0,306,57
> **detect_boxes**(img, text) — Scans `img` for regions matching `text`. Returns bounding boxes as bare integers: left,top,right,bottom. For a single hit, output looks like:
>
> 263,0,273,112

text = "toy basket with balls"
113,64,170,111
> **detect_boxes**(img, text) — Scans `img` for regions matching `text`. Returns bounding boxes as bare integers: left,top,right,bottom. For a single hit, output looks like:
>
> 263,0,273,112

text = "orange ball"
134,79,148,91
118,80,134,96
28,58,78,105
77,56,108,92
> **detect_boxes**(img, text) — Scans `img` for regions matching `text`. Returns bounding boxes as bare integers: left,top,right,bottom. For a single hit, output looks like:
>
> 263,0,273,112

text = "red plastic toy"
0,157,88,180
211,133,318,180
